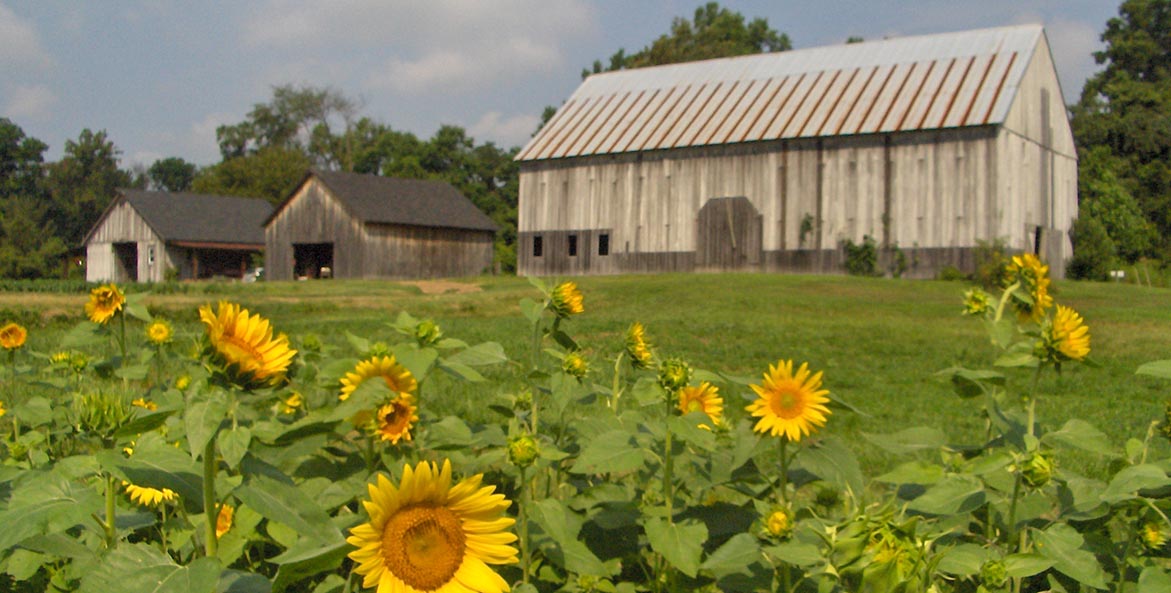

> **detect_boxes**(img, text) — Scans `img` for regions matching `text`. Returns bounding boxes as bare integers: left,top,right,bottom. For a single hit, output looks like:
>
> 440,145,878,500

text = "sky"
1,1,1118,169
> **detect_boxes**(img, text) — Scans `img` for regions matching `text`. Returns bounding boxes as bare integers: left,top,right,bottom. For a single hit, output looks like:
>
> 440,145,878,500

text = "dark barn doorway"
113,242,138,281
696,196,762,271
293,242,334,279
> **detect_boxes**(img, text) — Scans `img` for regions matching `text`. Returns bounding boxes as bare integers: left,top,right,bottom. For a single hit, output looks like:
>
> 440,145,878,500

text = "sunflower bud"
625,322,654,369
367,341,391,357
658,358,692,393
1159,401,1171,444
764,507,794,539
1142,521,1169,554
74,392,132,439
175,374,191,391
508,433,540,468
961,288,991,317
979,559,1009,590
414,320,443,347
301,333,323,353
514,390,533,411
561,351,589,379
1016,450,1055,489
549,281,584,318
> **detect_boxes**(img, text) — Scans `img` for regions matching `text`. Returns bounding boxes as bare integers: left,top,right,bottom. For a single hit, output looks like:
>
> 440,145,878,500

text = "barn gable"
264,171,496,280
516,25,1077,279
84,191,272,283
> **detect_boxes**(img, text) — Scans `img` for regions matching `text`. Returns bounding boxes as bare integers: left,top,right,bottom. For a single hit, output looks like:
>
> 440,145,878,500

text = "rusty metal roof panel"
517,24,1044,161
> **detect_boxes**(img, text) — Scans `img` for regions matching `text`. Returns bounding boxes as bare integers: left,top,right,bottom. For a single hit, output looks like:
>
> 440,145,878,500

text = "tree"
191,145,310,205
216,84,360,169
1070,0,1171,258
44,129,133,247
1077,146,1155,263
582,2,790,77
148,157,197,192
0,117,48,199
0,119,63,278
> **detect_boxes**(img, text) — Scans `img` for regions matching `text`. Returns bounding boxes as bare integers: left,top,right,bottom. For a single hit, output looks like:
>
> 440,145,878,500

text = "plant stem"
104,473,117,549
118,312,128,367
1026,365,1043,439
779,438,790,503
519,465,531,586
202,437,218,557
664,394,675,524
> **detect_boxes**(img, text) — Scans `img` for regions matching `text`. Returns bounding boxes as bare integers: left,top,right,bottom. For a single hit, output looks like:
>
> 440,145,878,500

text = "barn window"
533,236,543,257
598,233,610,256
568,234,578,257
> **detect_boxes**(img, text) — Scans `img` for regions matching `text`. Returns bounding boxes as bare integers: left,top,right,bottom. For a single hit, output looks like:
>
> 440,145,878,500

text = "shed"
516,25,1077,278
83,190,273,282
264,170,497,280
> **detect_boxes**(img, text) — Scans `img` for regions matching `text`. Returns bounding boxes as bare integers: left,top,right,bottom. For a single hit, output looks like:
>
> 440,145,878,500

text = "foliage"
1071,0,1171,257
842,235,881,277
1078,146,1156,263
1068,211,1118,281
582,1,791,76
974,238,1012,289
148,157,198,192
44,129,134,247
192,146,311,205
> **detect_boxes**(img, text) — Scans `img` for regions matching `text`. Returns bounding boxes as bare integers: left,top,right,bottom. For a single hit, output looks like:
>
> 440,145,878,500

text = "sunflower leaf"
78,543,220,593
270,538,350,593
186,390,230,461
645,518,706,578
569,430,646,475
235,474,341,545
1136,360,1171,380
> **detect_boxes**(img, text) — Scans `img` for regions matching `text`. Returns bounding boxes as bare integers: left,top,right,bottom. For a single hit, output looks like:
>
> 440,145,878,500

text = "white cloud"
0,4,52,70
369,37,562,94
5,84,57,120
468,111,540,148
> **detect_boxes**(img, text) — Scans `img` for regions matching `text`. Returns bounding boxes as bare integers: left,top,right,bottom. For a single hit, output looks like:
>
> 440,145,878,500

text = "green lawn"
6,273,1169,474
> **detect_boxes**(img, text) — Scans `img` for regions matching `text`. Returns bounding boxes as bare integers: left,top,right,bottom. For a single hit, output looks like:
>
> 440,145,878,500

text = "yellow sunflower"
86,284,125,324
216,504,234,539
1050,305,1090,361
375,394,419,444
1004,254,1053,322
625,322,654,369
549,281,584,318
0,400,6,418
124,481,178,507
678,382,724,428
339,356,418,401
561,351,589,379
146,319,173,345
347,459,518,593
0,322,27,350
131,398,158,411
765,507,794,539
281,392,304,415
961,288,991,317
746,360,831,442
199,302,296,388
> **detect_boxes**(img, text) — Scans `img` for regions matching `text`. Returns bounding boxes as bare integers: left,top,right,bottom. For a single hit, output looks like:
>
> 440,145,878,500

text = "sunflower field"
2,259,1171,593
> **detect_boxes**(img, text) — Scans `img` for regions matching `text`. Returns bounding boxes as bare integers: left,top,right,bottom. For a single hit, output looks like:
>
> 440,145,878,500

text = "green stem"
1027,365,1043,439
779,438,790,503
611,353,624,410
1007,473,1022,543
118,312,128,367
364,434,376,476
105,473,118,549
664,394,675,523
202,437,218,557
519,465,531,586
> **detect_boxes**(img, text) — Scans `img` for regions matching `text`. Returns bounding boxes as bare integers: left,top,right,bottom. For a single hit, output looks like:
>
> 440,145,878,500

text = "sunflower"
216,504,234,539
961,288,991,317
375,394,419,444
131,398,158,411
281,392,304,415
340,356,418,402
1050,305,1090,361
124,482,178,507
678,382,723,428
1004,254,1052,322
199,302,296,388
625,322,654,369
347,459,518,593
0,322,27,350
86,284,125,324
765,507,794,539
146,319,173,345
746,360,831,442
0,401,6,418
561,351,589,379
549,281,584,318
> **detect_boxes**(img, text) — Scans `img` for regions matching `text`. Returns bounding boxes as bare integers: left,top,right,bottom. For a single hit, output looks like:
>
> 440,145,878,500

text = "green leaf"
988,317,1016,349
217,570,272,593
762,541,822,567
906,475,986,515
445,342,507,367
645,518,707,578
123,293,153,323
236,474,341,545
115,408,179,438
62,321,104,349
219,426,252,471
344,331,370,355
425,416,474,450
1136,360,1171,380
1003,553,1053,578
700,533,760,577
13,396,52,426
543,539,608,576
531,498,582,546
186,390,230,460
863,426,947,454
939,367,1005,399
115,363,151,381
1033,524,1107,590
1042,419,1115,457
1100,464,1171,503
874,461,945,485
570,430,646,475
97,443,204,507
437,360,486,382
391,345,438,382
669,415,717,451
78,543,220,593
1139,566,1171,593
4,549,46,581
798,436,864,494
994,350,1039,368
519,297,544,325
0,472,103,550
936,544,991,576
270,539,350,593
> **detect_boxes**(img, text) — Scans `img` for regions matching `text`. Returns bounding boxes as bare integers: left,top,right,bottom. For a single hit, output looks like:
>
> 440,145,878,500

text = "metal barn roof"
517,25,1044,161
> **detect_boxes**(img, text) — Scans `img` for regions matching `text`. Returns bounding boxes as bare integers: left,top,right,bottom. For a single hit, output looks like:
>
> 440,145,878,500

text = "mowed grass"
6,273,1170,475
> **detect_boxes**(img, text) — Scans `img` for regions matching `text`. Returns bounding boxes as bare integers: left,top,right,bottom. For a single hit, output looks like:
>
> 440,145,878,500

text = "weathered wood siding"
517,37,1077,278
266,177,495,280
362,224,494,278
85,199,170,283
265,178,365,281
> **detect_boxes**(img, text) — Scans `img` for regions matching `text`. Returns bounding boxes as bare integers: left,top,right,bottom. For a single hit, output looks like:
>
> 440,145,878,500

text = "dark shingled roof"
118,190,273,245
309,170,497,232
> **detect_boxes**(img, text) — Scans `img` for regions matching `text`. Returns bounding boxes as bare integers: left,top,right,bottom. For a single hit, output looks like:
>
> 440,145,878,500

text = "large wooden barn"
84,190,272,282
264,170,497,280
515,25,1077,278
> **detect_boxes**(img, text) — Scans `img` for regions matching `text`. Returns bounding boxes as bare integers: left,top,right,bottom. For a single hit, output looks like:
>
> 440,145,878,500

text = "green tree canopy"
0,117,48,199
147,157,198,192
45,129,133,247
192,145,311,205
216,84,359,169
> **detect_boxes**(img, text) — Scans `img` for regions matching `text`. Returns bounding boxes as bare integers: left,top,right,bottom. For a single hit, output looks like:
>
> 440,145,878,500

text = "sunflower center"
770,386,806,419
687,400,703,413
381,504,466,590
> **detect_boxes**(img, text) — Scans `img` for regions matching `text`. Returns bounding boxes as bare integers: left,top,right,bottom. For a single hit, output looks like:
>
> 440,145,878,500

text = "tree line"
1,0,1167,280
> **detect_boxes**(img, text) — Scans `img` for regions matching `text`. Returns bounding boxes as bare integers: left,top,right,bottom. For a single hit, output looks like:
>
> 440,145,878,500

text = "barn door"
696,197,762,271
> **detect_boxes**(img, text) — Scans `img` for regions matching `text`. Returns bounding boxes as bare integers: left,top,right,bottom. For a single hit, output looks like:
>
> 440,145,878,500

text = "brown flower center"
381,504,466,590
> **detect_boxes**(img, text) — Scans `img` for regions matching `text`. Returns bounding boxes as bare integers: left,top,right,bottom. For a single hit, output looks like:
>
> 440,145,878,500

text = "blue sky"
1,1,1117,168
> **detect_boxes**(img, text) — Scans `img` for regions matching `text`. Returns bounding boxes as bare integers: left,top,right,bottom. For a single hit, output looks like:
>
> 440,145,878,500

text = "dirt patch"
404,280,483,295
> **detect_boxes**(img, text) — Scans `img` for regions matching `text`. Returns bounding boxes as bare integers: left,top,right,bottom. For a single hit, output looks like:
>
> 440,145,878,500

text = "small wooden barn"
264,170,497,280
515,25,1077,278
84,190,273,282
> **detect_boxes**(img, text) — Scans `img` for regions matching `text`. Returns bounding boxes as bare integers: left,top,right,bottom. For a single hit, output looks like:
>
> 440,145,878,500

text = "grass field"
4,272,1169,475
